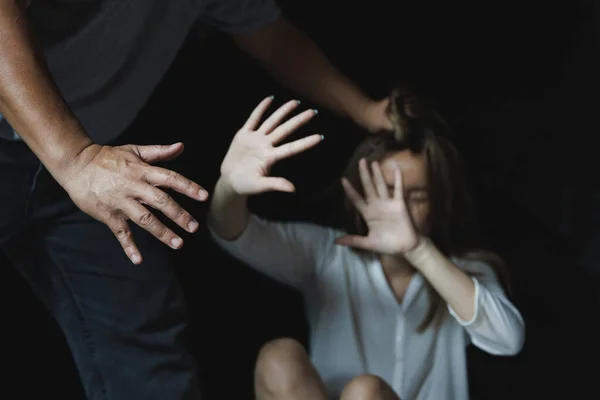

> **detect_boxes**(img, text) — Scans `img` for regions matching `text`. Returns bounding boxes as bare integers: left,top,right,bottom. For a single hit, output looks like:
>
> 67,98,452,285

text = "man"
0,0,391,399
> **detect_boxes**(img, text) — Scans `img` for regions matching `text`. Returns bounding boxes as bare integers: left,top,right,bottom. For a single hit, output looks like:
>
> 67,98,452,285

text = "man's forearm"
208,177,250,241
0,0,93,174
234,19,372,126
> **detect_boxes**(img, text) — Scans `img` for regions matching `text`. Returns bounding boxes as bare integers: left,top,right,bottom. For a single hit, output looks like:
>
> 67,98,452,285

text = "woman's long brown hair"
341,87,511,332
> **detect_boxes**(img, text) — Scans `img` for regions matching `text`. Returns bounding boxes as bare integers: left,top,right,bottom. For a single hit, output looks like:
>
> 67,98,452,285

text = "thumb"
335,234,373,250
135,143,184,163
258,177,296,193
380,99,394,132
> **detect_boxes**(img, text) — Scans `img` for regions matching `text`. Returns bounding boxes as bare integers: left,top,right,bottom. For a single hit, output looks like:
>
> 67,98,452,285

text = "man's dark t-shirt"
0,0,280,144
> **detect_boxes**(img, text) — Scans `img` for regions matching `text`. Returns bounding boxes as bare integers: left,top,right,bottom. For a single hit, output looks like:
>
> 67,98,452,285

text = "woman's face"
380,150,431,235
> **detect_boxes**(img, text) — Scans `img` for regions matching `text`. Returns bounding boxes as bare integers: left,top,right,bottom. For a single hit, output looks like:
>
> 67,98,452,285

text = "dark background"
2,0,599,398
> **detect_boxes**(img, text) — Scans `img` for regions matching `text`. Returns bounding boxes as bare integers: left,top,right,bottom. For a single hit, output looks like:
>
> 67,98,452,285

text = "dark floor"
2,0,600,398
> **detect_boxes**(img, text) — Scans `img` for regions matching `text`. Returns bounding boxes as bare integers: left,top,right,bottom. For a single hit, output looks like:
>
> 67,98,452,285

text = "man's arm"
0,0,207,263
0,0,92,179
232,18,392,133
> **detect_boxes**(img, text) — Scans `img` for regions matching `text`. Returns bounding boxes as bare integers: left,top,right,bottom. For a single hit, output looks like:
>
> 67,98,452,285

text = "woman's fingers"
259,99,301,135
272,133,323,162
393,165,404,201
258,176,296,193
358,158,377,201
371,161,388,198
268,109,318,145
242,96,275,131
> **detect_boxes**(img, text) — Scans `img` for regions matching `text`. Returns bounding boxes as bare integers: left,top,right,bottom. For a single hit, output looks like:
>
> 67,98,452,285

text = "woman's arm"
334,158,525,356
405,239,526,356
208,96,328,289
209,176,336,289
209,176,251,242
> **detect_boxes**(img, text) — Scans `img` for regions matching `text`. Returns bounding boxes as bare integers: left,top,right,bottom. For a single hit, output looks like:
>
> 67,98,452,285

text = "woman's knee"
341,375,399,400
255,338,309,389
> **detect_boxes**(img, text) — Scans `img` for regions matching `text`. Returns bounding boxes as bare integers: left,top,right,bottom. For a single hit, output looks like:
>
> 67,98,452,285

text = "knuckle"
154,190,170,205
114,226,130,240
138,212,154,227
157,226,170,239
176,208,188,221
166,170,180,182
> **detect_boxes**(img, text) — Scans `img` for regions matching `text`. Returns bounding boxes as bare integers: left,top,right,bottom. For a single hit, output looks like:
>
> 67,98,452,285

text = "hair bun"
387,89,409,143
387,86,438,151
387,88,426,143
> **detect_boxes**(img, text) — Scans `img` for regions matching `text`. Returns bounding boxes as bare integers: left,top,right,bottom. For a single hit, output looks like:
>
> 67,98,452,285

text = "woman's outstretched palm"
221,96,322,195
336,158,420,255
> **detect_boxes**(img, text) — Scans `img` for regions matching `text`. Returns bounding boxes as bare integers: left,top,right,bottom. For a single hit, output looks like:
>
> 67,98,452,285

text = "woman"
208,91,525,400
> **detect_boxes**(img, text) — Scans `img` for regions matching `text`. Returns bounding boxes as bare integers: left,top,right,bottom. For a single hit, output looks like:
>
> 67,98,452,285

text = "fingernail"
268,95,274,100
131,254,141,264
296,100,301,105
171,237,183,249
188,220,199,232
198,189,208,200
313,109,319,115
320,135,325,141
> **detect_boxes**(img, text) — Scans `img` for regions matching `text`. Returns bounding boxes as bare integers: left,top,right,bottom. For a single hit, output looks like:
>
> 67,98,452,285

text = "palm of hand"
336,158,419,255
359,198,417,255
221,134,273,195
220,97,322,196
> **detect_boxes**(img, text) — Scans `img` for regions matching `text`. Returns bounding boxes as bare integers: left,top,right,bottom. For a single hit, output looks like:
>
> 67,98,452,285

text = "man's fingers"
272,133,323,162
243,96,275,131
259,99,300,134
136,184,199,233
135,143,184,163
122,201,184,250
143,166,209,201
268,109,317,145
107,218,142,265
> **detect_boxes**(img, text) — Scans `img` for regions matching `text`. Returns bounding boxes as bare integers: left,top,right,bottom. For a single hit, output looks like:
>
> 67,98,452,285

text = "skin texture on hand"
62,143,209,265
210,96,323,241
335,158,420,254
0,2,209,264
220,97,322,196
361,97,394,134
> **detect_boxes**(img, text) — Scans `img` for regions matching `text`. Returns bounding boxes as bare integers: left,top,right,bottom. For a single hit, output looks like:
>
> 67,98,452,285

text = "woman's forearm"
404,238,476,321
208,177,250,241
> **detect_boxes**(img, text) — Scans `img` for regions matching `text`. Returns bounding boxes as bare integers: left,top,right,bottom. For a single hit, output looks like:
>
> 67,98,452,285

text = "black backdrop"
2,0,599,398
